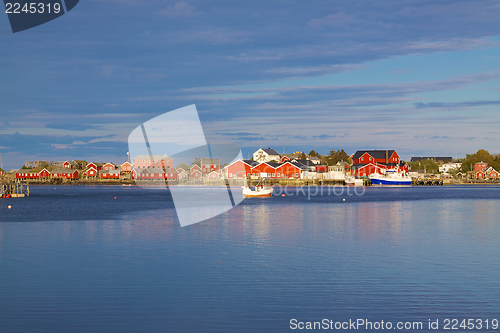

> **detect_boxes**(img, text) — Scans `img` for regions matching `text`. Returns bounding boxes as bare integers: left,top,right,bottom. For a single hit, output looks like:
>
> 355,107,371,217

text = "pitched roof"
201,158,220,165
285,161,309,170
261,148,279,155
293,159,316,167
410,156,452,162
352,150,396,160
282,153,300,159
266,162,280,168
242,159,260,167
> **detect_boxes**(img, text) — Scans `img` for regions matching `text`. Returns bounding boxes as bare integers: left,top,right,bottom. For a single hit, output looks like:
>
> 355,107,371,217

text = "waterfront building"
99,170,120,179
51,169,79,180
103,162,118,171
132,168,178,180
280,153,301,163
206,170,221,179
439,162,462,173
120,162,132,174
201,158,220,174
348,150,408,177
133,155,173,169
224,160,258,179
474,161,488,172
83,166,98,178
252,148,280,163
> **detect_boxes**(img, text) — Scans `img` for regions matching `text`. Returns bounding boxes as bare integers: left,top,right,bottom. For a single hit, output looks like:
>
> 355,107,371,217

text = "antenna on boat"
0,153,3,168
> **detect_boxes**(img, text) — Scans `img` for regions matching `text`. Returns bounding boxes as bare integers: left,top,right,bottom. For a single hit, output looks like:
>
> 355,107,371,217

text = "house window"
277,173,280,177
229,173,233,178
272,173,275,177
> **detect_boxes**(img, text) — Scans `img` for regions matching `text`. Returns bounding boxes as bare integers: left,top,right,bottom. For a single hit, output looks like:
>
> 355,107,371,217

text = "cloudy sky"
1,0,500,170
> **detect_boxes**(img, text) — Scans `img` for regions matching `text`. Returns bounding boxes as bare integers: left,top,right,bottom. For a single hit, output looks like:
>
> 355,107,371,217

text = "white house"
252,148,280,163
439,162,462,173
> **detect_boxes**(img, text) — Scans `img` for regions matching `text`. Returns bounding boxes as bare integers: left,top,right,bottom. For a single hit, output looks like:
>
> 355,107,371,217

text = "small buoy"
281,194,285,197
8,205,11,209
343,198,345,202
114,197,117,199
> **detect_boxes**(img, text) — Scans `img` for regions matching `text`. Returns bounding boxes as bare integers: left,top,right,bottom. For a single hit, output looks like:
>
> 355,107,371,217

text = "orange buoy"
114,197,117,199
281,194,285,197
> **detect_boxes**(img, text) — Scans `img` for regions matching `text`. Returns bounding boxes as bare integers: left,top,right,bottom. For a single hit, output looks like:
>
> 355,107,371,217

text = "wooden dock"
0,181,29,198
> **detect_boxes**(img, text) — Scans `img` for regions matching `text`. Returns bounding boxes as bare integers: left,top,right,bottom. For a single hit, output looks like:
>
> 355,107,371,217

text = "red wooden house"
190,169,202,178
51,169,79,180
103,162,118,171
484,167,499,179
86,162,103,171
251,162,279,178
63,161,75,169
475,170,485,179
133,155,173,169
224,160,258,179
201,158,220,174
39,168,50,178
120,162,132,174
83,167,98,178
100,170,120,179
16,168,51,180
206,170,221,179
16,170,40,179
189,164,202,178
276,162,306,179
348,150,407,177
133,168,178,180
177,169,189,180
474,162,488,172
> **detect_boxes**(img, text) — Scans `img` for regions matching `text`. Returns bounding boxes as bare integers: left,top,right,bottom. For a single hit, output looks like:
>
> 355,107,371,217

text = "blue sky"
1,0,500,170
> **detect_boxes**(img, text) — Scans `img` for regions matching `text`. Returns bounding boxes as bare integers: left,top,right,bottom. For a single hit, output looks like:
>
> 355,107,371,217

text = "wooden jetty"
0,180,29,198
412,177,443,186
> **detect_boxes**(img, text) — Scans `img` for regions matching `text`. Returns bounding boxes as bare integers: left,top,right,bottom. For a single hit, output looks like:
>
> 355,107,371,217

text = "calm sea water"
1,185,500,332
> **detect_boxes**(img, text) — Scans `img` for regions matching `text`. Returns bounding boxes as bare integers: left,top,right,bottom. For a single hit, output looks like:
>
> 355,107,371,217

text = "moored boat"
345,175,364,186
369,170,412,186
242,178,273,197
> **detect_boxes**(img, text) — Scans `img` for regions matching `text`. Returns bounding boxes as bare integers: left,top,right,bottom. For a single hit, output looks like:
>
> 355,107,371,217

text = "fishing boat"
369,170,412,186
345,175,364,186
242,179,273,197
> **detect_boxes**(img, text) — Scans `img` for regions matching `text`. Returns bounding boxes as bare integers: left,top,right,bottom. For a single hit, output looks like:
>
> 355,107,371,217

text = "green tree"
176,163,189,170
409,159,439,174
308,149,318,157
191,157,201,167
461,149,500,172
299,152,307,160
326,149,350,166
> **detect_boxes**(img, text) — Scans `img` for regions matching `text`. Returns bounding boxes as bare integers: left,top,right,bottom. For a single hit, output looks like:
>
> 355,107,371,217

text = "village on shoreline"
1,148,499,186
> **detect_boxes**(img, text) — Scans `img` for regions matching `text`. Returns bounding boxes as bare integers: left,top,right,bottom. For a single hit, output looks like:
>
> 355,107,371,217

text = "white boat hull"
369,172,412,186
242,186,273,197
